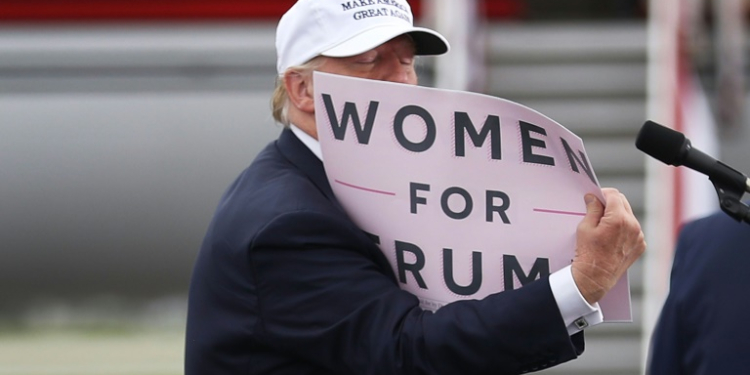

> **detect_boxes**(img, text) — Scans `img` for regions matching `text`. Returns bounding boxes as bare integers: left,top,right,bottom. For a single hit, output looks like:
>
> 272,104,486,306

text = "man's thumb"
582,193,604,226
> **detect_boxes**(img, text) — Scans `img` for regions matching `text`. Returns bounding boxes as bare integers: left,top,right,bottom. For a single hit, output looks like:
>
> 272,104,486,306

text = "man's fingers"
620,193,635,216
601,188,627,219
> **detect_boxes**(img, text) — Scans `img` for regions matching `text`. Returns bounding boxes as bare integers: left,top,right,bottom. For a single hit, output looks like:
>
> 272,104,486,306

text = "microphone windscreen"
635,120,686,166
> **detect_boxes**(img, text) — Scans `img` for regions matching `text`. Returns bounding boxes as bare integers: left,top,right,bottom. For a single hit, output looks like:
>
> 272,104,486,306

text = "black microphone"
635,120,750,194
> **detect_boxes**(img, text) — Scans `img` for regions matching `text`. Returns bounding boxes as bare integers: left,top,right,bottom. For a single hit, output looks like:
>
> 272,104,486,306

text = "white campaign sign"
314,72,631,321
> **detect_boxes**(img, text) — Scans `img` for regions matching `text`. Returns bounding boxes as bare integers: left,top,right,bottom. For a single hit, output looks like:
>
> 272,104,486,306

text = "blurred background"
1,0,748,374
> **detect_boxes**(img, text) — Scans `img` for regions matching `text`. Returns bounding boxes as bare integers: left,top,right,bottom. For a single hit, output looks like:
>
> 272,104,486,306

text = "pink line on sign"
533,208,586,217
334,179,396,196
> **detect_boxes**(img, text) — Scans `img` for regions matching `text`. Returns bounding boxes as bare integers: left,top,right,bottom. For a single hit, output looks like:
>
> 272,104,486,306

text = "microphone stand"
711,178,750,224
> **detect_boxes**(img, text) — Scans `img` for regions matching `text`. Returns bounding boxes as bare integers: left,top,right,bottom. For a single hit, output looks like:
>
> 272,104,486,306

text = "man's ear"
284,70,315,114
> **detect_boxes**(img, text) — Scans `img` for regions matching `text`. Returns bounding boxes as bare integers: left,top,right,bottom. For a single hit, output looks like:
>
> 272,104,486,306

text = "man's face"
317,35,418,85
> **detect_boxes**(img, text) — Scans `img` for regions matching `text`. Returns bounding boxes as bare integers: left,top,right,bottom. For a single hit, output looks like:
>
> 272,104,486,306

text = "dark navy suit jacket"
648,209,750,375
185,128,583,375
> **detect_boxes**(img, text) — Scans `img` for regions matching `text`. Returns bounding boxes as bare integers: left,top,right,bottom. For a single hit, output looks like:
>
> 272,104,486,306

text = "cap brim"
321,24,449,58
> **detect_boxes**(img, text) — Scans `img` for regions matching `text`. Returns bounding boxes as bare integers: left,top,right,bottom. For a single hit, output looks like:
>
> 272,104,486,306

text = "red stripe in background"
483,0,525,19
0,0,523,22
0,1,297,21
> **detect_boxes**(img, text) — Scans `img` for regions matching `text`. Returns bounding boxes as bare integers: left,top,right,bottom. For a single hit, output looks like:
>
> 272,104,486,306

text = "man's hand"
572,188,646,304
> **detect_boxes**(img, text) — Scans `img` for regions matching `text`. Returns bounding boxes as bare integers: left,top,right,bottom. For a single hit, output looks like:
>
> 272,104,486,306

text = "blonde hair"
271,57,325,126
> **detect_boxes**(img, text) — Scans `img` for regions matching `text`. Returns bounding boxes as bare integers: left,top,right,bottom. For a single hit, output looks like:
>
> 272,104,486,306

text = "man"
648,209,750,374
185,1,646,374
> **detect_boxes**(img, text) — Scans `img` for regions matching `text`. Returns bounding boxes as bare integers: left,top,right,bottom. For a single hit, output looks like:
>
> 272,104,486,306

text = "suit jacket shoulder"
649,210,750,375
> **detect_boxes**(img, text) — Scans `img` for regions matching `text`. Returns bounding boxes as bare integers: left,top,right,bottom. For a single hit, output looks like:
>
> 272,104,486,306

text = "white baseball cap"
276,0,450,75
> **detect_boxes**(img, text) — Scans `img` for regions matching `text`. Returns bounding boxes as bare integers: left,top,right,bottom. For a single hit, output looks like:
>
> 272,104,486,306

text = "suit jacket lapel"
276,128,344,211
275,128,400,282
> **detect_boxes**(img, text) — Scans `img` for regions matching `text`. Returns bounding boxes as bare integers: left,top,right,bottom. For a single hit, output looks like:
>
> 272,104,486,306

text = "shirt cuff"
549,265,604,335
